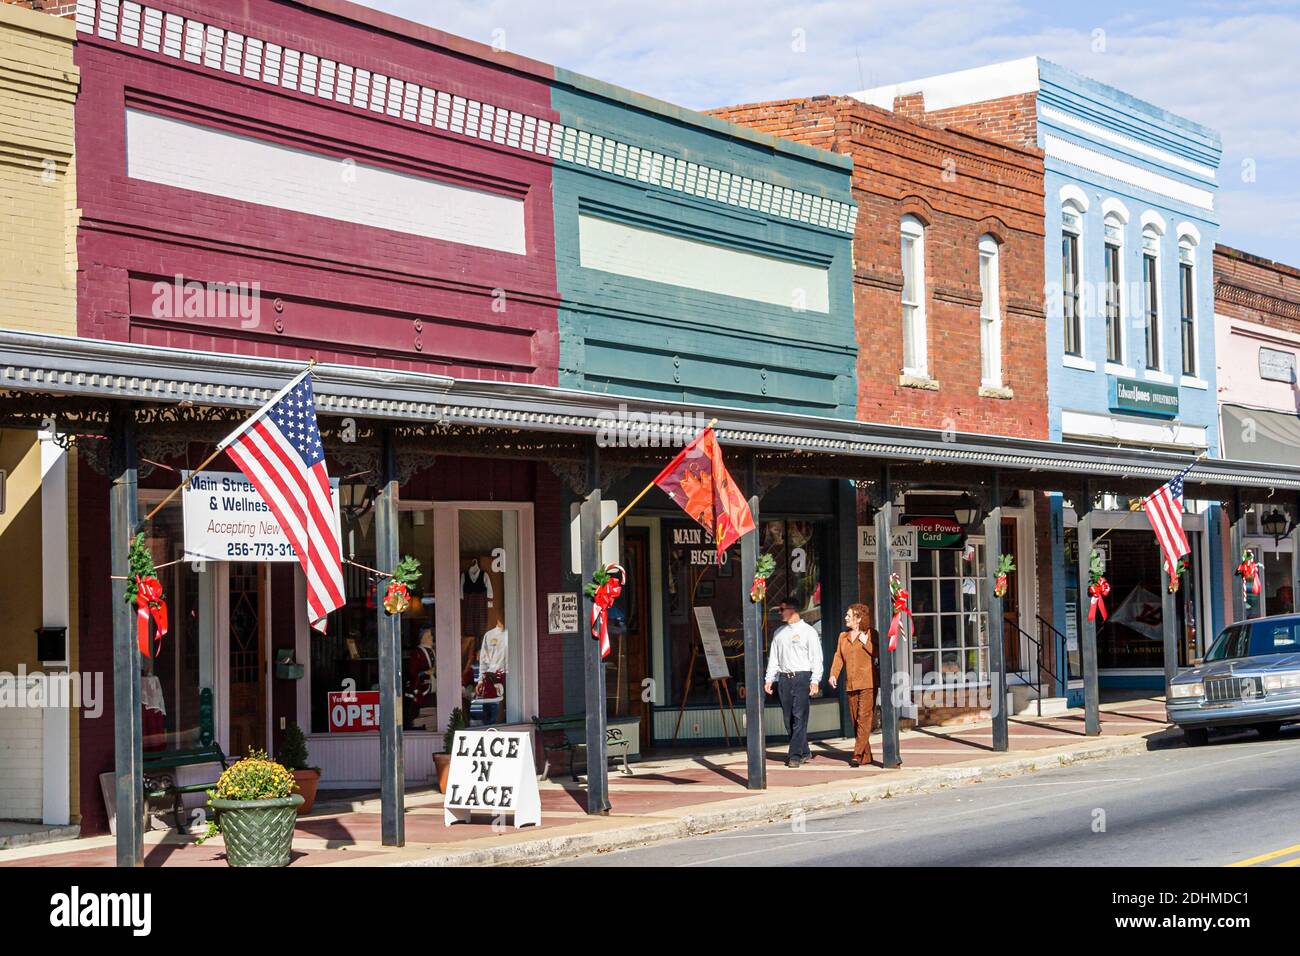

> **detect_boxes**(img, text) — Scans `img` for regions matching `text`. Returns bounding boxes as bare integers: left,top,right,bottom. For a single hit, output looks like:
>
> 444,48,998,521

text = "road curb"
393,730,1177,867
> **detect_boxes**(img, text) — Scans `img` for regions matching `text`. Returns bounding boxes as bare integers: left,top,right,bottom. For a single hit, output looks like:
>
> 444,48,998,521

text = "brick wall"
0,1,78,17
74,0,561,382
1214,244,1300,334
0,1,78,336
904,92,1041,152
709,96,1048,438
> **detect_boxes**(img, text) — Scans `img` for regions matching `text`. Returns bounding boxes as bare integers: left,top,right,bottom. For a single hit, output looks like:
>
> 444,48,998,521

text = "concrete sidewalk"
0,696,1177,867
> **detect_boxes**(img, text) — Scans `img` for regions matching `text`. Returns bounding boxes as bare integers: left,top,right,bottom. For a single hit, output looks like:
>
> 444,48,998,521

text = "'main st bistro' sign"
1110,376,1179,418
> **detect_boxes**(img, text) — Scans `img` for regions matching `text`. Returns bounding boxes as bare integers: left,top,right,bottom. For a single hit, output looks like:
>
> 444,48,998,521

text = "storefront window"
137,497,213,751
760,519,827,643
1251,550,1293,618
664,520,743,705
1095,529,1200,668
908,545,988,685
456,509,522,727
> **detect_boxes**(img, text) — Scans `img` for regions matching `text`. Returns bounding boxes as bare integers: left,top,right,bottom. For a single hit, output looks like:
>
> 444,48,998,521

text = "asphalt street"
556,726,1300,866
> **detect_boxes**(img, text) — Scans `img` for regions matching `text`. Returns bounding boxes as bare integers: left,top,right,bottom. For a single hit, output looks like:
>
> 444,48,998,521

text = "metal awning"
2,330,1296,497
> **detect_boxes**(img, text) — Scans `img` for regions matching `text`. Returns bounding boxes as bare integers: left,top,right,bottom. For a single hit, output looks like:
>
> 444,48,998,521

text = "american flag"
217,369,345,631
1143,465,1192,579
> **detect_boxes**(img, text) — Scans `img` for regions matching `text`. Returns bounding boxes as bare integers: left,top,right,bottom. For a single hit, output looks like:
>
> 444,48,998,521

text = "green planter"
210,794,304,867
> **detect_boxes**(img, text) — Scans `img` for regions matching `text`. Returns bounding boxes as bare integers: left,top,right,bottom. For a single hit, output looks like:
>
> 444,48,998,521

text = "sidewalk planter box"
211,794,304,867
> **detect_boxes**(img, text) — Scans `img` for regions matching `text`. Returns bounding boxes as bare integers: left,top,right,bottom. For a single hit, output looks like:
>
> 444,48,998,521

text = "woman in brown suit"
828,603,879,767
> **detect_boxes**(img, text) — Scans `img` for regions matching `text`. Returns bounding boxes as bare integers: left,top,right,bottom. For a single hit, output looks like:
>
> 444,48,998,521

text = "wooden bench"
532,714,633,781
142,688,229,833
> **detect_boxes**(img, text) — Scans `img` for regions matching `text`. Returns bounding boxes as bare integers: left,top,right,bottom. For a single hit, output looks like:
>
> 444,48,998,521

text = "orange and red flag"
653,427,755,553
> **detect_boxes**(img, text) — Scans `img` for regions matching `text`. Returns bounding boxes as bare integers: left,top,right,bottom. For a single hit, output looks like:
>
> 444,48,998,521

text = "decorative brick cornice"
75,0,857,235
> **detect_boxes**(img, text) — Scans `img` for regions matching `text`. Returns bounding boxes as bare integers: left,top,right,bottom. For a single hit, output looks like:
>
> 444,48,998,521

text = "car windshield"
1204,620,1300,661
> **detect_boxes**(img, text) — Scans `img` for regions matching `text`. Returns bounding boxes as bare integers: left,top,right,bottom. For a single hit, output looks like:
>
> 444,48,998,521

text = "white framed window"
900,215,928,377
1141,225,1162,370
1103,213,1125,365
1178,236,1198,377
978,235,1002,387
1061,202,1084,357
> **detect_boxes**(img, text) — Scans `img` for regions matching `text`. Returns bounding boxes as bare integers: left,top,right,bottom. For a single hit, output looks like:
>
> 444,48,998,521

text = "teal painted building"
546,72,861,746
549,70,858,418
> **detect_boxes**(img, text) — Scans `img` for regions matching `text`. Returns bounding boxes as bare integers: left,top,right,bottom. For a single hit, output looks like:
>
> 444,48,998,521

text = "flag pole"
597,417,718,542
138,360,318,529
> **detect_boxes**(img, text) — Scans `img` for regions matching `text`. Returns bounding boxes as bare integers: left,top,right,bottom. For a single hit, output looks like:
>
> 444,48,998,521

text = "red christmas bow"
1087,577,1110,622
383,580,410,615
590,564,625,660
887,573,911,652
1237,553,1261,596
134,574,168,658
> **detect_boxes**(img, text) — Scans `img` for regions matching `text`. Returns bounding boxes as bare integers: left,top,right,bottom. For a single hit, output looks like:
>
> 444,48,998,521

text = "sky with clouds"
363,0,1300,264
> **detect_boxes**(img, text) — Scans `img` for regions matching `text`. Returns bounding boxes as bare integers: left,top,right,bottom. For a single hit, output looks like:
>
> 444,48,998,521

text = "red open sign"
327,691,381,733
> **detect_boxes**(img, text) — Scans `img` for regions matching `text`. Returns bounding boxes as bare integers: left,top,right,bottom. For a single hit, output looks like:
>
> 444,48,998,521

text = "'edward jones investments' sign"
1111,377,1179,418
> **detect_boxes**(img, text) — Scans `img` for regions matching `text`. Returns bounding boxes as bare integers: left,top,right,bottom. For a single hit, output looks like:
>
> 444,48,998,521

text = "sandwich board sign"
443,728,541,829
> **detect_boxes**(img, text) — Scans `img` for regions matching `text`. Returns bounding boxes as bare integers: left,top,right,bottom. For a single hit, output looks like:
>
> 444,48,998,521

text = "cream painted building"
0,0,79,831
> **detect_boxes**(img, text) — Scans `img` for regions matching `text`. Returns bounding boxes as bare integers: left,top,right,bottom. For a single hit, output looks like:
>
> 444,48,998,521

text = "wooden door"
613,528,652,748
227,563,266,758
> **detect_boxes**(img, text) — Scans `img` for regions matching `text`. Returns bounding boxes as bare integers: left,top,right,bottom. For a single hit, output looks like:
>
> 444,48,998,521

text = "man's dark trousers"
777,671,812,761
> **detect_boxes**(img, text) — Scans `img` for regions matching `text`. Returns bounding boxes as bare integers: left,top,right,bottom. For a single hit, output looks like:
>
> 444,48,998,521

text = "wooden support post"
110,408,143,867
874,466,901,768
983,475,1008,752
579,489,610,814
740,495,766,790
1161,559,1179,697
1077,486,1101,736
374,428,404,846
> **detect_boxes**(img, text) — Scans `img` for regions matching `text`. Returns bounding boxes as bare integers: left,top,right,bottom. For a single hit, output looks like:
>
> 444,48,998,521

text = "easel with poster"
671,605,741,744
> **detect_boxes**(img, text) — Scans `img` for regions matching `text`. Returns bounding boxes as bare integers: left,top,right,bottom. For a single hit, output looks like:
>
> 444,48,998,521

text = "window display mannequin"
403,626,436,730
460,557,494,642
477,618,508,723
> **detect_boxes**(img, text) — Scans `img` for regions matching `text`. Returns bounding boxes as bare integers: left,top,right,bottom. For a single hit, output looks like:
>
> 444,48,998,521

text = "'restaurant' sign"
857,526,918,562
181,469,340,562
444,729,541,828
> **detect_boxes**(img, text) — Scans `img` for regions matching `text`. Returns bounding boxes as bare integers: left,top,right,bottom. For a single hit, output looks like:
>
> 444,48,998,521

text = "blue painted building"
858,56,1223,694
546,71,861,745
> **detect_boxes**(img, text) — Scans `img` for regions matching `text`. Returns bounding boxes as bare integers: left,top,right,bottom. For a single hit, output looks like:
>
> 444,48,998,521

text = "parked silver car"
1167,614,1300,746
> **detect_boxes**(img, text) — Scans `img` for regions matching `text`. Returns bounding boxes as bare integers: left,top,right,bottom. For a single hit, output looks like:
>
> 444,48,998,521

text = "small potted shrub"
279,722,321,814
434,707,466,793
199,749,303,867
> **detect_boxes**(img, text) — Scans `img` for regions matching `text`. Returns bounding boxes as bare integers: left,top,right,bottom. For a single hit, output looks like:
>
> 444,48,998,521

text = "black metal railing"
1005,615,1073,717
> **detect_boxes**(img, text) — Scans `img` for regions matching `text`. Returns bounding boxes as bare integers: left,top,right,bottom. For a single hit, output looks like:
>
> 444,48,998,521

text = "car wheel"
1254,723,1285,739
1183,727,1210,747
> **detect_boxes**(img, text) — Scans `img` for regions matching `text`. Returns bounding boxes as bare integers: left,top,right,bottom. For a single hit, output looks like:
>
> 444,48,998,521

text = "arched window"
1141,224,1162,370
900,215,928,376
978,235,1001,387
1061,201,1084,357
1178,234,1198,376
1103,212,1125,365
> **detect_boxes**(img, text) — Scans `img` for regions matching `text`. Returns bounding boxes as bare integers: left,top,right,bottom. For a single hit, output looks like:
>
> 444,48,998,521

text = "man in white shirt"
764,596,823,767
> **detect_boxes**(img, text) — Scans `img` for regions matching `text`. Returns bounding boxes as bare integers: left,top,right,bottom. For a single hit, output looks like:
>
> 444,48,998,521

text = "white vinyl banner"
180,470,340,562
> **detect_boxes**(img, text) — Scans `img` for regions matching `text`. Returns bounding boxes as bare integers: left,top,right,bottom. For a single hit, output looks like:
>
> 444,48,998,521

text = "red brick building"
710,95,1052,724
708,95,1047,438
